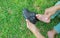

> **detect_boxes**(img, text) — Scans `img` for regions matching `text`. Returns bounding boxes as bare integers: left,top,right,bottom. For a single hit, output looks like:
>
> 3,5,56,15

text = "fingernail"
26,19,27,21
45,18,48,20
36,15,38,17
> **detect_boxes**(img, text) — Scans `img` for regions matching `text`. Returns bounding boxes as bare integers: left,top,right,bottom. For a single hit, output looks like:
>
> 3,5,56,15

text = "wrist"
56,5,60,10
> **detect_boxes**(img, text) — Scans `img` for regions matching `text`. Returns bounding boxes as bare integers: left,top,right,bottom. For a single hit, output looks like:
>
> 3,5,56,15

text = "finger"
26,19,30,22
26,19,28,21
36,14,40,17
44,11,50,18
44,12,47,15
36,14,42,18
46,13,51,18
26,19,29,25
44,10,49,15
26,19,32,25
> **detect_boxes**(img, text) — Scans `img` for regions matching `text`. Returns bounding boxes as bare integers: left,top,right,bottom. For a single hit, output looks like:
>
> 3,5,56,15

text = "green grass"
0,0,60,38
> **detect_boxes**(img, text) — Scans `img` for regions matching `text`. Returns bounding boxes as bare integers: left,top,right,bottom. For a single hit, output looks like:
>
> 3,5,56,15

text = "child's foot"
47,30,57,38
36,14,50,23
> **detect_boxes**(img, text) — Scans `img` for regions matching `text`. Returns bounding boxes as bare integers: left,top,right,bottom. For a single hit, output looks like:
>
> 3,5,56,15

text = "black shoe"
23,9,38,24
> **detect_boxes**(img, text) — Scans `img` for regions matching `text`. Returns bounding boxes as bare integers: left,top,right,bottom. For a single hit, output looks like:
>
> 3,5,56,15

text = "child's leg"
54,23,60,34
50,1,60,34
50,1,60,19
48,1,60,38
48,23,60,38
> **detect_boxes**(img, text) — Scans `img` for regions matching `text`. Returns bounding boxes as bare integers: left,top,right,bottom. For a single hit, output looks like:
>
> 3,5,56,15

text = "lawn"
0,0,60,38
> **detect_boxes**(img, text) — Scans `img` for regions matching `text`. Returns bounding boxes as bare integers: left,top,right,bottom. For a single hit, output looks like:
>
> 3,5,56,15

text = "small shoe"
23,8,38,24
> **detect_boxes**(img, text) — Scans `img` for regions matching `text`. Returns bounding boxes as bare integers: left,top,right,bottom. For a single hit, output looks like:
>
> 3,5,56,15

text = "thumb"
44,14,50,20
44,11,49,15
26,19,28,21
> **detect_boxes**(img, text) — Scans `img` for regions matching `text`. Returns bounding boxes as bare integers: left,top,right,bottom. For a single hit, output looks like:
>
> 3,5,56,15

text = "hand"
26,19,45,38
44,6,58,18
26,19,36,31
36,14,50,23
